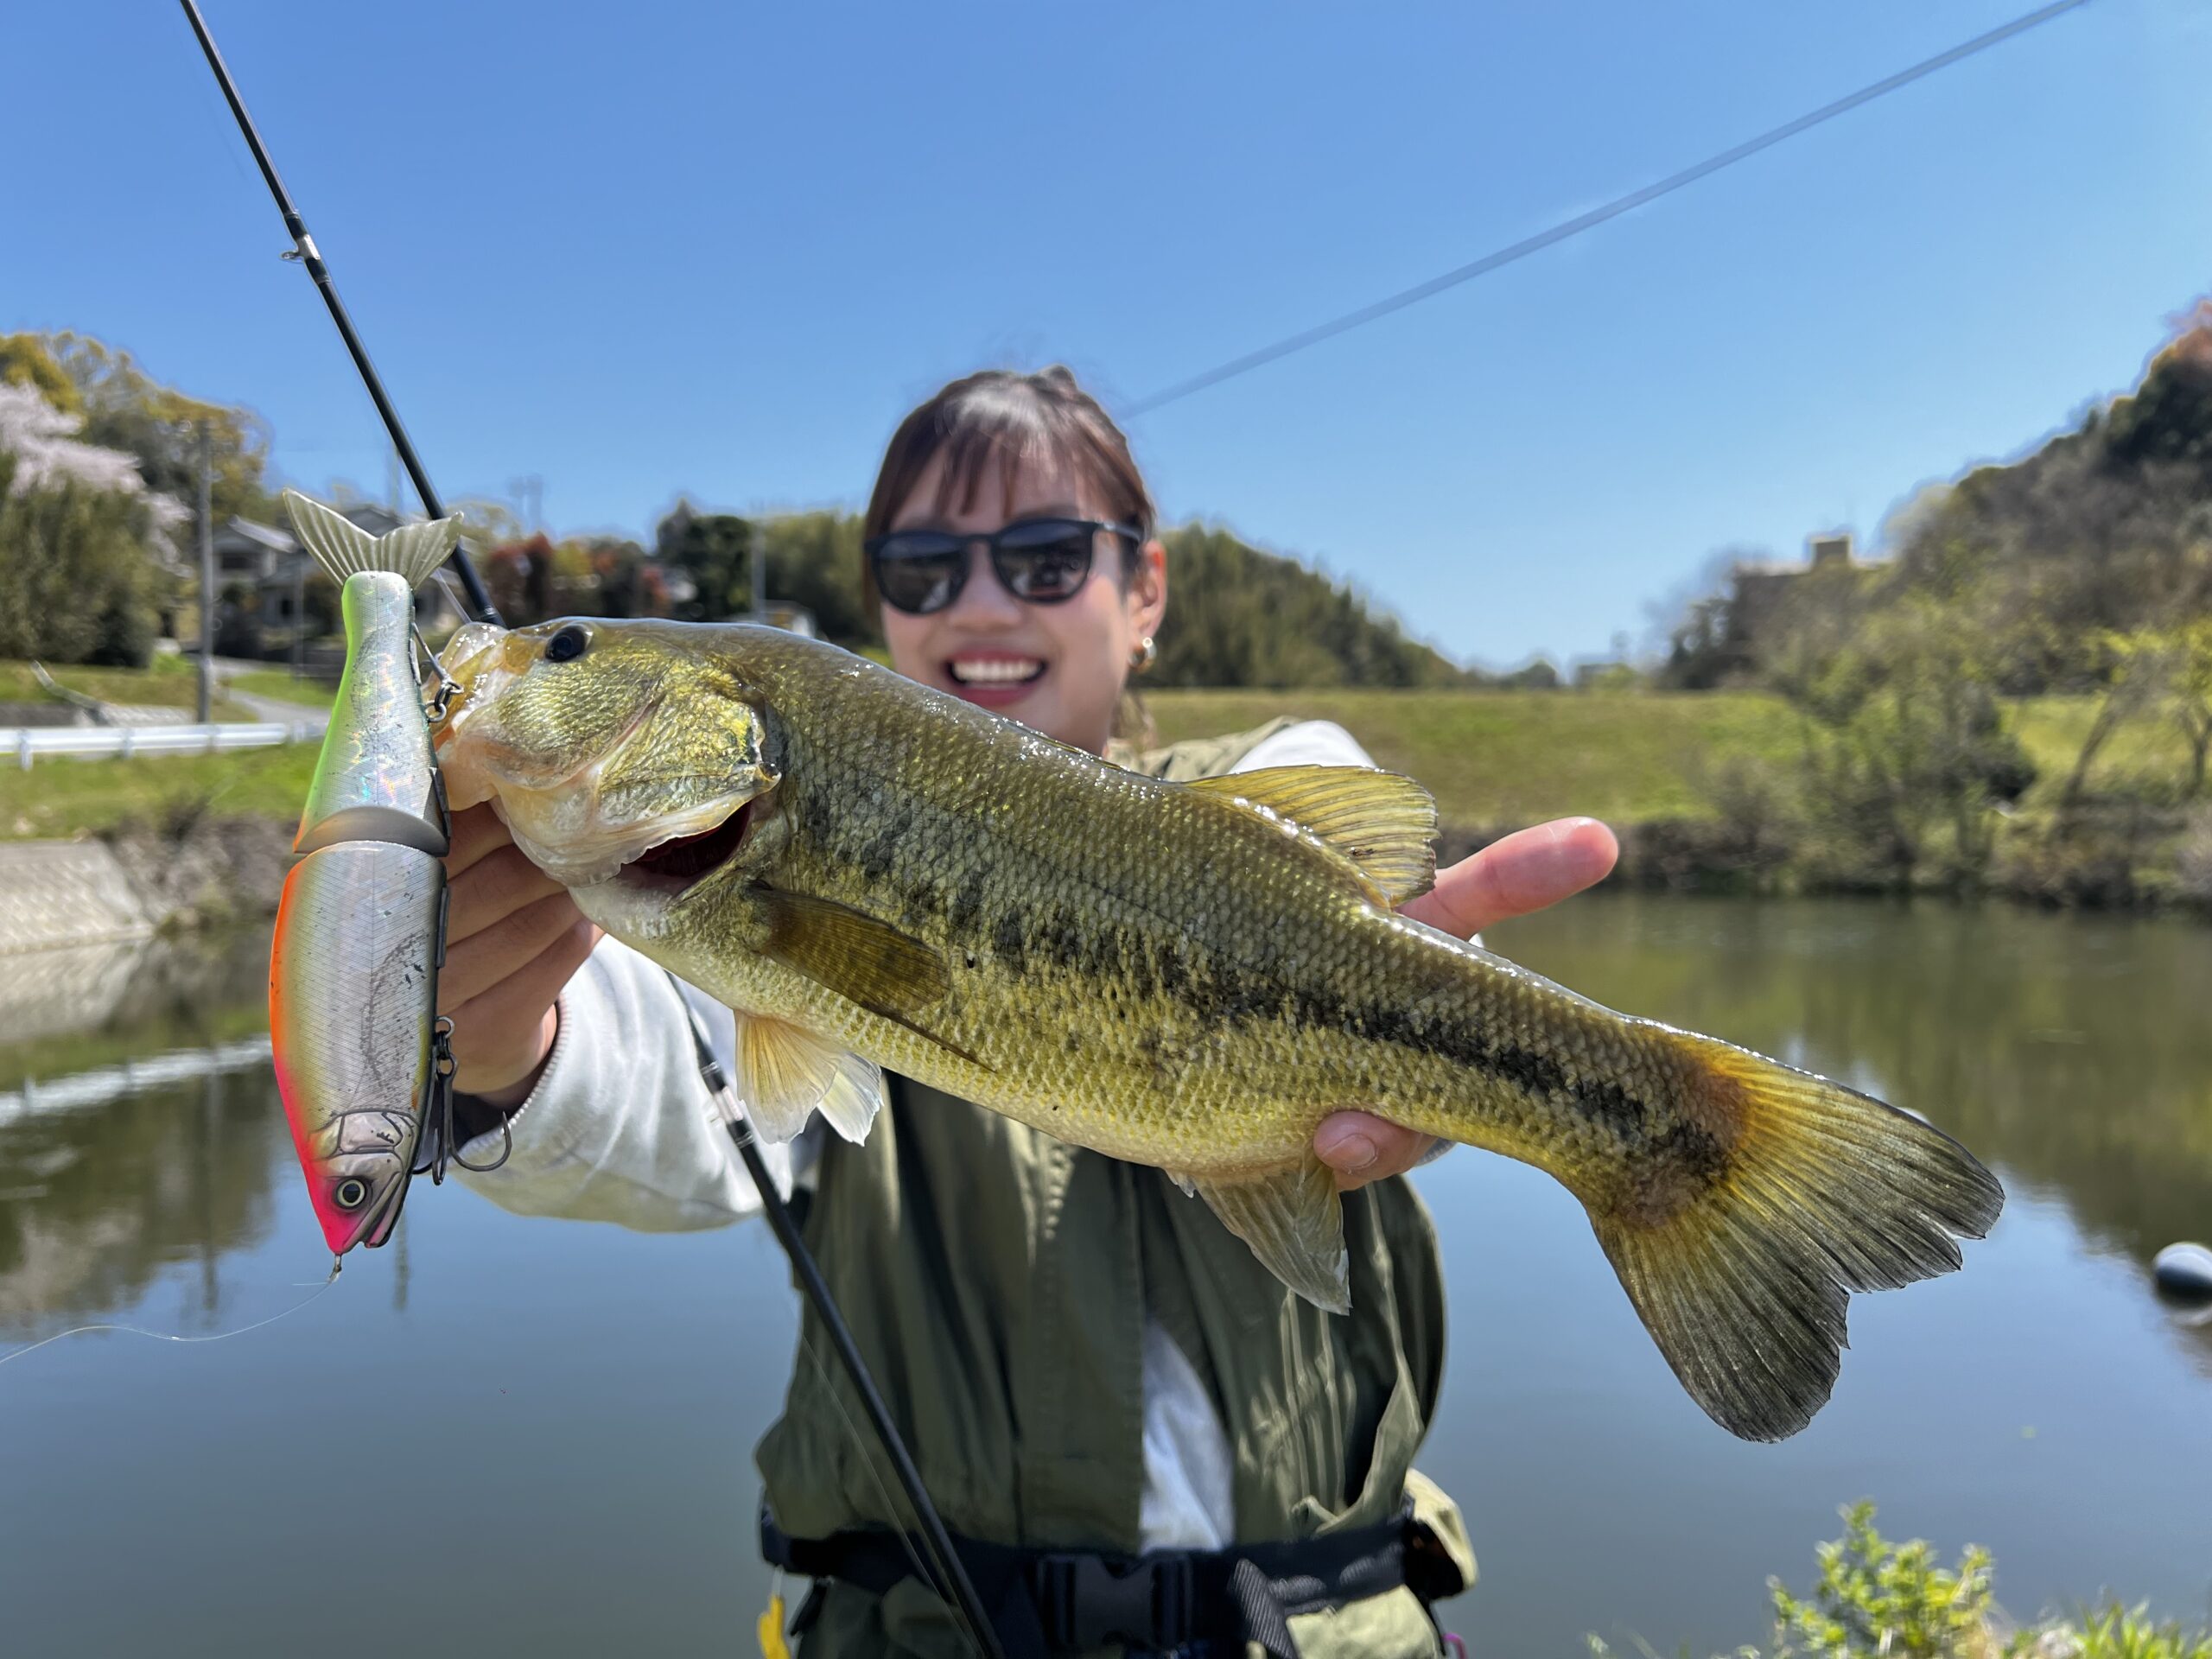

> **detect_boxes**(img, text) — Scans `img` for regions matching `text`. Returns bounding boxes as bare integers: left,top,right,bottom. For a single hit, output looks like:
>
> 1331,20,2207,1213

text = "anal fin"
734,1012,885,1145
1193,1158,1351,1313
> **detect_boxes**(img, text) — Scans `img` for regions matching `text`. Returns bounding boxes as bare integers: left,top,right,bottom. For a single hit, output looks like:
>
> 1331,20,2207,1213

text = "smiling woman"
434,365,1629,1658
863,367,1166,753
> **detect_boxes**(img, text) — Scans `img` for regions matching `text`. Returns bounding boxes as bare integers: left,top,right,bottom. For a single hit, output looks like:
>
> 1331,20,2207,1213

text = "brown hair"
862,365,1155,550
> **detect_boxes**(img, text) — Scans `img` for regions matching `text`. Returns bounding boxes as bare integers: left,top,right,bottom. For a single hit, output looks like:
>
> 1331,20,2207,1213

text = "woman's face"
880,452,1166,755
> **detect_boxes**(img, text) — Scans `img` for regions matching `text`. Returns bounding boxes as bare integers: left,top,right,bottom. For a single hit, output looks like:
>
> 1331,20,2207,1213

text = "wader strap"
762,1503,1423,1658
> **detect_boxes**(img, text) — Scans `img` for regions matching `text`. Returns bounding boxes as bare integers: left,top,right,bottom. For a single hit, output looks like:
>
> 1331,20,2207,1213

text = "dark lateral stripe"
976,895,1672,1145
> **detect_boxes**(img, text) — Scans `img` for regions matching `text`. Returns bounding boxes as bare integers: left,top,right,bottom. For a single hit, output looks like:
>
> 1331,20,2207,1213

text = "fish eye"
334,1178,371,1211
544,625,590,664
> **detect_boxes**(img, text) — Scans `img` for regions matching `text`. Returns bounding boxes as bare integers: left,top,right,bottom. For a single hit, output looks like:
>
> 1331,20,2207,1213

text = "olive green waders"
754,723,1477,1657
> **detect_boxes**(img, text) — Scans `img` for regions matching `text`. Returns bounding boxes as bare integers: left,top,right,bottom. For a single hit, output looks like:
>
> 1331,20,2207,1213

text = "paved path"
209,657,333,734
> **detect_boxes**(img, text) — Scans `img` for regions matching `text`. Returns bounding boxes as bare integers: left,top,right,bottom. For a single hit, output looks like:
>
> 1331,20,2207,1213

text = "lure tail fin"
283,488,461,590
1589,1037,2003,1442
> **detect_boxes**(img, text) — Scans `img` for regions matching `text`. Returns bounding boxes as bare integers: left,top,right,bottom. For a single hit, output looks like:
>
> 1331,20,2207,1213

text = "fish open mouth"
614,798,757,895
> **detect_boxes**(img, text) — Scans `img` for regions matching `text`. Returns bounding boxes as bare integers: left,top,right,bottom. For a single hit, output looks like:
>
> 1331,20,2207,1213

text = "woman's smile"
944,649,1049,706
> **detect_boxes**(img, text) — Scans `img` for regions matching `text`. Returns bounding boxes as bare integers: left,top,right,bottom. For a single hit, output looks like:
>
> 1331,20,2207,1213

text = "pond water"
1,896,2207,1656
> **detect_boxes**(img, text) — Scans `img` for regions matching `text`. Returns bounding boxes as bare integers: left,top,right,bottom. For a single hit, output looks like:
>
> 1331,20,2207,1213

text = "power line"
1122,0,2092,418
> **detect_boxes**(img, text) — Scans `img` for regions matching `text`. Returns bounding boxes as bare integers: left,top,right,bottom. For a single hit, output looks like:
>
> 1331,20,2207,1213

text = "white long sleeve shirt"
458,720,1387,1550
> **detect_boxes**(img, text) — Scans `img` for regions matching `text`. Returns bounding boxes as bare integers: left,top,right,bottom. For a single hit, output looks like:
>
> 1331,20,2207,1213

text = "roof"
215,517,298,553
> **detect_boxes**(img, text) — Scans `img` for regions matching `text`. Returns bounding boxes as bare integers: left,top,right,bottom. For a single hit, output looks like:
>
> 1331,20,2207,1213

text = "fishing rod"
176,7,1007,1654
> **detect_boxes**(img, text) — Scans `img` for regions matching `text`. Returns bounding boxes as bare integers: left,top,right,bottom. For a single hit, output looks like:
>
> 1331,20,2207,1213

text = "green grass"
0,658,256,721
2011,695,2196,802
225,668,336,708
1142,688,1802,827
0,742,318,840
1,681,2200,846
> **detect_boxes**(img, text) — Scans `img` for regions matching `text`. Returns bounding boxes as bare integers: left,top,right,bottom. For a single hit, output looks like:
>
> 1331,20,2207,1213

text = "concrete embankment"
0,819,292,953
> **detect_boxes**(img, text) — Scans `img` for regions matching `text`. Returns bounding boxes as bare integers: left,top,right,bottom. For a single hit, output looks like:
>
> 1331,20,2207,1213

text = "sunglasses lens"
873,536,967,614
995,520,1094,601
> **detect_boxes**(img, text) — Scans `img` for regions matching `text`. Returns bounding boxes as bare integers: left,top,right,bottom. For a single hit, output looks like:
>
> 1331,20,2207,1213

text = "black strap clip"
1033,1551,1195,1650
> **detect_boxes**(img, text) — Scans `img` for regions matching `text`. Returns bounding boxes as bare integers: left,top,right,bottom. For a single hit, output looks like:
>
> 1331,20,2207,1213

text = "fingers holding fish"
1400,817,1618,940
440,890,594,1011
445,800,524,880
444,913,602,1103
1315,1110,1437,1191
446,839,569,944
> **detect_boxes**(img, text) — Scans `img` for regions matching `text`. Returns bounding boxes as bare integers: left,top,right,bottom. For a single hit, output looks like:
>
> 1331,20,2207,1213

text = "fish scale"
435,618,2005,1442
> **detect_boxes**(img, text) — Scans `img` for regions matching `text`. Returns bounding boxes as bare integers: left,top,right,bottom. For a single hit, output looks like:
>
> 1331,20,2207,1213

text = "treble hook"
417,1016,512,1184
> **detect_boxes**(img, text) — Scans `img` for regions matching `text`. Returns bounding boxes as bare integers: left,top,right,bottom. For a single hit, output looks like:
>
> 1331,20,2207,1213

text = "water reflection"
0,928,285,1333
1490,894,2212,1371
0,901,2205,1657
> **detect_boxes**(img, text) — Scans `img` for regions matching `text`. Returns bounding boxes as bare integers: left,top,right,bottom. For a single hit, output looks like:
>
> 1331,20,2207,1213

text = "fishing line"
179,5,1005,1645
0,1262,342,1374
1122,0,2093,416
793,1330,998,1659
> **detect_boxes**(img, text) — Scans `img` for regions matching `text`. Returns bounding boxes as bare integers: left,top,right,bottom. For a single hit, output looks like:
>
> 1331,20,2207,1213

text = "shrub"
1586,1503,2210,1659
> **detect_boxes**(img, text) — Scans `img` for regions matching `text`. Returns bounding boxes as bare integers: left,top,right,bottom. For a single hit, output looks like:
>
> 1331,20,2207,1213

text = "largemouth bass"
268,491,461,1256
434,618,2003,1440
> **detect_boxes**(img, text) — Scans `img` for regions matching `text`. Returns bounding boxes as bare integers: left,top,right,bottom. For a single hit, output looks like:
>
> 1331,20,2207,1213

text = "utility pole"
292,556,307,678
508,474,543,532
749,518,766,621
196,421,214,723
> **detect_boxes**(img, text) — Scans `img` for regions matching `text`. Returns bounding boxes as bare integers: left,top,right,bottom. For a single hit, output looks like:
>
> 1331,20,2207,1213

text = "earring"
1129,635,1157,673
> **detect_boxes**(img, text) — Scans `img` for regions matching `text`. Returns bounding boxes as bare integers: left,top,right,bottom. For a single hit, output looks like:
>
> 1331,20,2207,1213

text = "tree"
760,511,878,646
1152,523,1465,689
653,502,751,621
1764,584,2033,884
0,450,173,668
32,331,274,527
0,334,82,416
2058,628,2168,809
2170,617,2212,798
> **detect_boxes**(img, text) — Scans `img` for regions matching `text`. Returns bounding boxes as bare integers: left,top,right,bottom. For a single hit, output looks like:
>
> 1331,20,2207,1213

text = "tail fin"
1592,1038,2003,1441
283,489,461,590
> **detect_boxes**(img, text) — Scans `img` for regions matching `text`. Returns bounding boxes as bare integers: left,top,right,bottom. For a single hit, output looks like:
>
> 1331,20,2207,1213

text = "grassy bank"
5,681,2206,911
1144,687,1799,826
223,668,334,708
0,657,257,721
0,743,315,840
1146,688,2212,908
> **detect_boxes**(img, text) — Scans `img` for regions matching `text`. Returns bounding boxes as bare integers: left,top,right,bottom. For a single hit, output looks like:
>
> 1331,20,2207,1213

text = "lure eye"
333,1178,370,1211
544,625,590,664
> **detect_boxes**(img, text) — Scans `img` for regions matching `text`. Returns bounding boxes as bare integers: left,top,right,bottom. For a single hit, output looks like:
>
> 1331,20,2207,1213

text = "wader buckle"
1033,1551,1194,1649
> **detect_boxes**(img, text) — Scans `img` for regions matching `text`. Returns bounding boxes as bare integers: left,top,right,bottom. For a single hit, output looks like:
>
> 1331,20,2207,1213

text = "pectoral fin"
1193,1158,1351,1313
1187,766,1436,905
754,888,950,1014
734,1013,885,1145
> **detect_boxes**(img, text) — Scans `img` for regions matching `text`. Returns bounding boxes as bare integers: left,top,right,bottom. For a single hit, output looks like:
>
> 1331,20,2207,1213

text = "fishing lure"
267,490,493,1257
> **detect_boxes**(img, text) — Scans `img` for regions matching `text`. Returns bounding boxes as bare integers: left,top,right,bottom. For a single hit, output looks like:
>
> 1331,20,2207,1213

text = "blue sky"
6,1,2209,670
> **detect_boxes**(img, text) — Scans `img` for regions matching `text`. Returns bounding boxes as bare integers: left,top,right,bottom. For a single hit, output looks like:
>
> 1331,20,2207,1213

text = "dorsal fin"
1186,765,1437,906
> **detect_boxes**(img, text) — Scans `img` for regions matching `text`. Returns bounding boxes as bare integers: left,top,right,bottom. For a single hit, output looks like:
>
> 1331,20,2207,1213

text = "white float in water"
2152,1242,2212,1301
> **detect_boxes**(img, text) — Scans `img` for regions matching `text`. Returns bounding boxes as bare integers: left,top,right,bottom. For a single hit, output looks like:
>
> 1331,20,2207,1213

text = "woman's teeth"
949,658,1045,686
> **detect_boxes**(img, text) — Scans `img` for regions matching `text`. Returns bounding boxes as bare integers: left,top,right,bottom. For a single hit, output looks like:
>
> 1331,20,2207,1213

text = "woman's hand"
1314,816,1619,1191
441,803,602,1109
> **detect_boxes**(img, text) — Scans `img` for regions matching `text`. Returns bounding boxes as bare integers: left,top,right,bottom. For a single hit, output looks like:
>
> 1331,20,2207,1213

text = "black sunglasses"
865,517,1143,616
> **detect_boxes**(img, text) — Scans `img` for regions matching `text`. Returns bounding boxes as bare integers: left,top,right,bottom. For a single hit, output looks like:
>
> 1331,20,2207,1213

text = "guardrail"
0,1035,273,1124
4,721,314,768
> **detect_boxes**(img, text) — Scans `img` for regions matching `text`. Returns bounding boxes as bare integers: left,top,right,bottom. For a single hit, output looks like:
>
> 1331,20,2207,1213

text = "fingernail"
1325,1133,1378,1173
